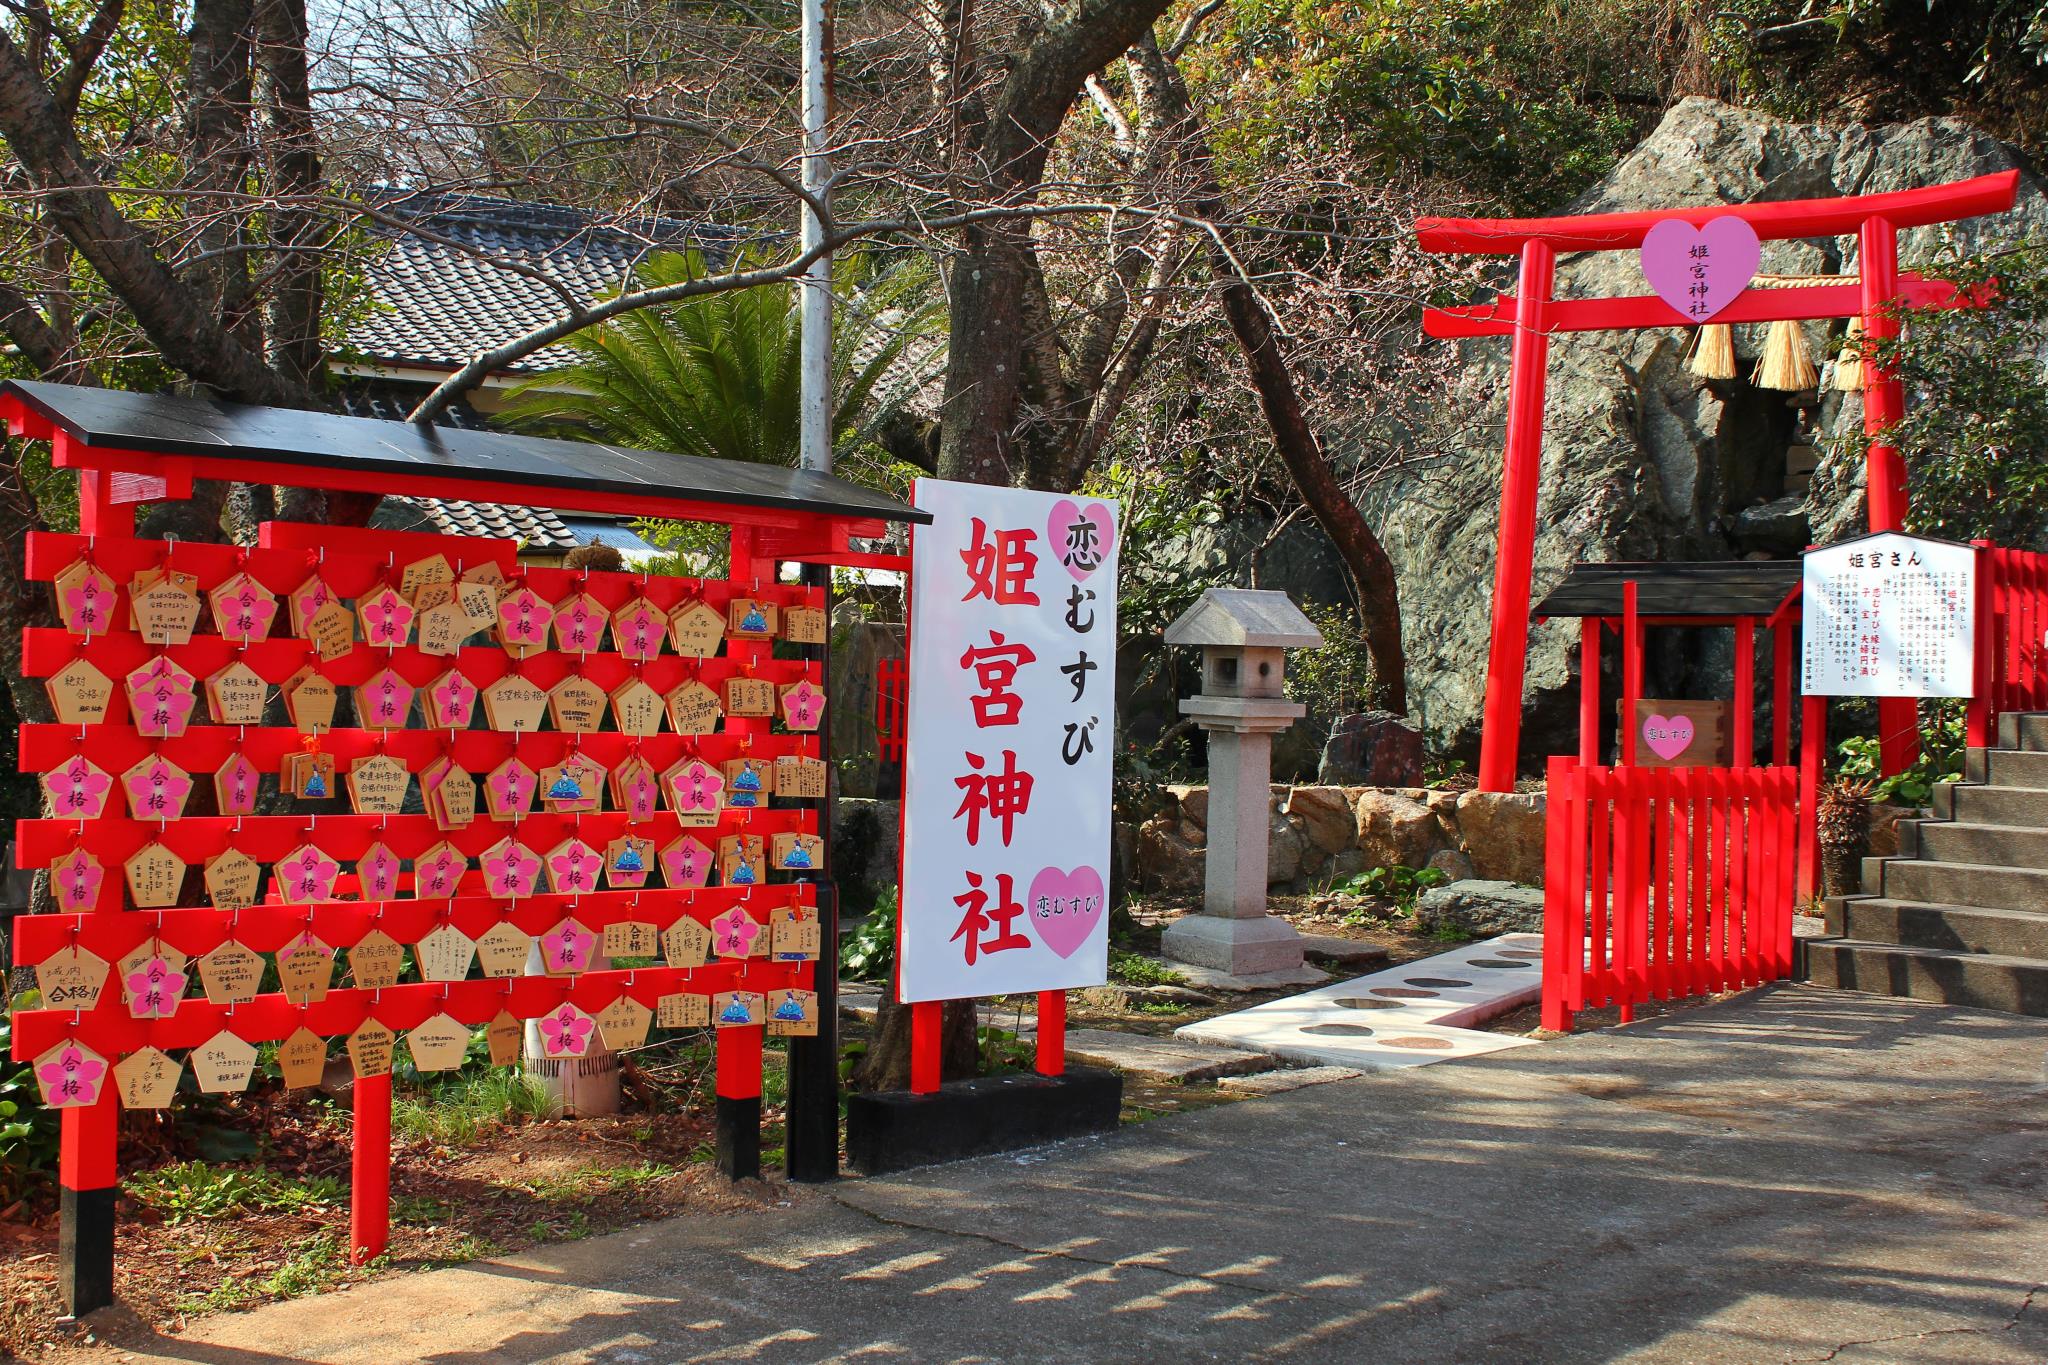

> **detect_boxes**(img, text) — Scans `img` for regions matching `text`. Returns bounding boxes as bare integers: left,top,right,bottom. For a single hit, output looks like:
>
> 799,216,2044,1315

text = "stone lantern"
1160,589,1324,978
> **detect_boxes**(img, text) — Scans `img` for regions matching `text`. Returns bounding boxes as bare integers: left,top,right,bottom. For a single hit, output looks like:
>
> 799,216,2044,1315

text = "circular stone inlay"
1405,977,1472,988
1466,959,1528,969
1301,1023,1375,1037
1369,987,1440,999
1330,997,1404,1011
1381,1036,1456,1051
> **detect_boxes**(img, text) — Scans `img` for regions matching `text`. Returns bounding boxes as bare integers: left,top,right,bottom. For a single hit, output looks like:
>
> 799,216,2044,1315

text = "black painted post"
57,1101,118,1318
786,561,841,1181
715,1095,762,1180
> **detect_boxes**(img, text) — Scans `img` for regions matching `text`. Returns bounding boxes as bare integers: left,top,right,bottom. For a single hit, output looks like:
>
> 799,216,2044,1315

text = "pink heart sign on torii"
1640,217,1761,323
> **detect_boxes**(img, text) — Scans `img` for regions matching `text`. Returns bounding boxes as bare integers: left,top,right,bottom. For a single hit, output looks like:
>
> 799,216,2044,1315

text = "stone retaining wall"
1133,785,1548,894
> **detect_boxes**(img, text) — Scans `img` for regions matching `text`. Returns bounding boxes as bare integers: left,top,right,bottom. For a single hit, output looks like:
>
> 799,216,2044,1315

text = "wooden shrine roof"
1534,560,1802,620
0,379,926,527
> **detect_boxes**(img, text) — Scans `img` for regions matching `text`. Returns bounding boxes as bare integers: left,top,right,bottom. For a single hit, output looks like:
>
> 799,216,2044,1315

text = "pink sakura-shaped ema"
413,842,468,898
554,593,608,654
276,843,341,904
357,586,415,648
216,753,261,816
429,669,478,729
357,842,403,901
539,916,597,974
122,756,193,821
359,667,415,729
125,657,197,738
710,906,762,959
537,1002,596,1058
43,756,113,820
52,848,104,911
65,571,117,636
668,759,724,813
211,573,279,643
661,835,713,888
486,757,538,818
497,586,553,650
125,954,189,1019
780,679,826,731
613,598,666,662
481,838,542,898
34,1041,108,1107
545,840,603,897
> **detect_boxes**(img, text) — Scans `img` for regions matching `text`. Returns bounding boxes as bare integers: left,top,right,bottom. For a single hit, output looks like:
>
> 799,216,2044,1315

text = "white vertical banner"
898,479,1119,1003
1802,532,1976,697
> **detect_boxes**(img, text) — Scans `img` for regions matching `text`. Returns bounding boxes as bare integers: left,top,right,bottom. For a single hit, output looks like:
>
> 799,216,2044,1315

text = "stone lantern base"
1160,913,1305,977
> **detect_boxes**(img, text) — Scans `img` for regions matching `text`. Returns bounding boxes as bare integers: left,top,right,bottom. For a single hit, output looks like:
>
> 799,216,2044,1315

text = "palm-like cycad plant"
503,249,941,467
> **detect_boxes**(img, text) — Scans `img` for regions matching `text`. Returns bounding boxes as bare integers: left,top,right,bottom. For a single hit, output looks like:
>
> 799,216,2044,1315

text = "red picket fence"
1973,544,2048,744
876,655,907,762
1542,757,1800,1031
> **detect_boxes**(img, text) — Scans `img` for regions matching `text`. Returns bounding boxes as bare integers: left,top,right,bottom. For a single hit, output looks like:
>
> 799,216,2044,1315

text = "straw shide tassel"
1752,318,1817,391
1833,315,1866,391
1687,323,1737,380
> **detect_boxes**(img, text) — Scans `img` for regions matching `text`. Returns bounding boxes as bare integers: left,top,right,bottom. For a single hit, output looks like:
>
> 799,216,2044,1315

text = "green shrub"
1832,702,1965,807
839,888,897,982
1107,949,1186,988
1335,864,1448,910
0,1002,60,1202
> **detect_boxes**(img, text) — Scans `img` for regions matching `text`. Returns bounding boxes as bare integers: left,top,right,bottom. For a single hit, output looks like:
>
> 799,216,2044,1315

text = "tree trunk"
255,0,324,387
1130,36,1408,712
852,993,981,1092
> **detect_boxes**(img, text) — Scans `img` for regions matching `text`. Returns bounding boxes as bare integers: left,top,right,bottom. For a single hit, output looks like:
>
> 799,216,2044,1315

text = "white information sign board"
1801,533,1975,697
898,479,1119,1003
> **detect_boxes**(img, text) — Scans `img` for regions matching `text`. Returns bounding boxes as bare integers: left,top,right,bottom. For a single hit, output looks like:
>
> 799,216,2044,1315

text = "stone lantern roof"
1164,589,1325,650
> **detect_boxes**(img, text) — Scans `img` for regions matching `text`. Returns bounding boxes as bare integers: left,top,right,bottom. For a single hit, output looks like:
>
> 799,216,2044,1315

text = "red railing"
1973,544,2048,745
876,655,907,762
1542,757,1800,1031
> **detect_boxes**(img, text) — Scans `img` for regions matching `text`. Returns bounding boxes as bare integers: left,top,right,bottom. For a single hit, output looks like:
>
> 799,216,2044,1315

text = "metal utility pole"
785,0,841,1185
797,0,832,476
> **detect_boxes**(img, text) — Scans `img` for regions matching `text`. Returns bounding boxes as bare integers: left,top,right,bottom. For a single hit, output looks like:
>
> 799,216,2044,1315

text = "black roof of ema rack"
0,379,927,526
1534,559,1803,619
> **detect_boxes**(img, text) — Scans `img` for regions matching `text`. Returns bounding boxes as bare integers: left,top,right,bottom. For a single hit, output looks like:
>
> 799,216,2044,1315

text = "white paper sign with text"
1802,533,1975,697
898,479,1119,1003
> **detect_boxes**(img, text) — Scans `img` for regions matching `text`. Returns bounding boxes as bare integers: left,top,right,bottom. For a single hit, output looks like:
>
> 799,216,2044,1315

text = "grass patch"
1130,1000,1187,1016
1108,949,1185,988
127,1163,346,1223
180,1232,374,1314
391,1069,554,1146
519,1160,678,1203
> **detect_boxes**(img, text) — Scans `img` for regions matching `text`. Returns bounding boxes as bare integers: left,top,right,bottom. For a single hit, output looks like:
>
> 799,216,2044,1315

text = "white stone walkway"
1174,932,1545,1069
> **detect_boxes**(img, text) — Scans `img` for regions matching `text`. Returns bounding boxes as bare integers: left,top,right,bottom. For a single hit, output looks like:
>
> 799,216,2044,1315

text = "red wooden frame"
4,404,887,1317
1416,170,2021,792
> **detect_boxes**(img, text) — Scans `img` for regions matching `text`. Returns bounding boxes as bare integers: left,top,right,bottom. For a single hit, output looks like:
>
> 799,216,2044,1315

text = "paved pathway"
69,987,2048,1363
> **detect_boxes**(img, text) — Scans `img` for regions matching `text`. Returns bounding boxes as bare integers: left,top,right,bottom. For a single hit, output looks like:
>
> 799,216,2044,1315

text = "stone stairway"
1800,712,2048,1016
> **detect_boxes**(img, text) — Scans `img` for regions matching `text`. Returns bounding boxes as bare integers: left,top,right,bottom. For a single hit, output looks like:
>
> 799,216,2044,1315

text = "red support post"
1798,694,1827,903
1733,618,1755,767
1860,214,1922,777
1476,240,1556,792
1968,541,1995,748
1579,617,1601,765
349,1074,391,1264
1035,990,1066,1077
1772,624,1793,766
1621,582,1642,767
57,1098,118,1316
910,1000,942,1094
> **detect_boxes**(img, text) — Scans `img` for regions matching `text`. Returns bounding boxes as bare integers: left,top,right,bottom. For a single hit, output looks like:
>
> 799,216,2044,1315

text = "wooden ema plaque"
1624,698,1733,768
10,519,826,1289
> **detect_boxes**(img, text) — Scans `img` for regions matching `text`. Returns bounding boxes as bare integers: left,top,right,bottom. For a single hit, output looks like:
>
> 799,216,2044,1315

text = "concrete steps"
1801,712,2048,1017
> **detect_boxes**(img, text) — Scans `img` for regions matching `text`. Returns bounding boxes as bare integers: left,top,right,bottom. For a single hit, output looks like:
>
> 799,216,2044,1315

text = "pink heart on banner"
1640,217,1761,323
1046,499,1115,582
1027,865,1105,959
1642,714,1695,761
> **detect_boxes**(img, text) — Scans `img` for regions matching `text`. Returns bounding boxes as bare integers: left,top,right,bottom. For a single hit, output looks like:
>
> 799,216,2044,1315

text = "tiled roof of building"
375,496,583,553
344,191,732,374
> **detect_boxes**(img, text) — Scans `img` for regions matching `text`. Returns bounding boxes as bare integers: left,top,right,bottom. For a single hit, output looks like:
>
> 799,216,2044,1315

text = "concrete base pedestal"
1161,913,1305,976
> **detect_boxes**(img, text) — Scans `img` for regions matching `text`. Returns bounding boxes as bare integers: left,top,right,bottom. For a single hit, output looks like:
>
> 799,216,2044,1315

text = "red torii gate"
1415,170,2020,791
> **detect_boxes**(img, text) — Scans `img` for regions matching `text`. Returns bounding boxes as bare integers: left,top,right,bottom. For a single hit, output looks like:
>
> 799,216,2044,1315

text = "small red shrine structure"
1415,170,2020,791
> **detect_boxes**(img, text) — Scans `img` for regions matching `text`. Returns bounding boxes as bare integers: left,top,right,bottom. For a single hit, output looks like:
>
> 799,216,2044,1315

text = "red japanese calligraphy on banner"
898,480,1119,1002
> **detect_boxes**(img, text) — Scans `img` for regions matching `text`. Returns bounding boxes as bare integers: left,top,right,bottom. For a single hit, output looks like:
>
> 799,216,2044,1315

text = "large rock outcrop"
1363,99,2047,765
